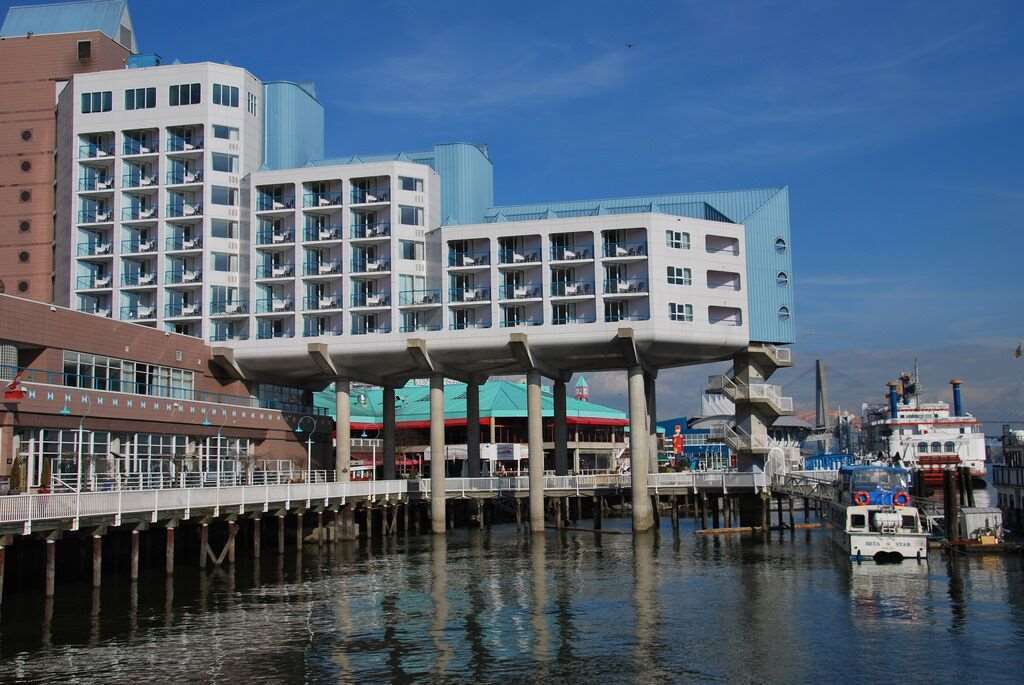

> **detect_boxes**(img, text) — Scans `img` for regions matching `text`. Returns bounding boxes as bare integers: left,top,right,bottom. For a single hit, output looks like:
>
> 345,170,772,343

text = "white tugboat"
830,465,929,563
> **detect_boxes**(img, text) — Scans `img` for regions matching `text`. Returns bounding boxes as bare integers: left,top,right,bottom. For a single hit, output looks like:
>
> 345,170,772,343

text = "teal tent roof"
1,0,134,50
315,379,626,426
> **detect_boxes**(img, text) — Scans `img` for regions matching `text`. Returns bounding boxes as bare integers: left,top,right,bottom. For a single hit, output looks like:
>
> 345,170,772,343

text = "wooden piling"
593,495,603,530
165,527,175,576
711,495,720,529
227,521,237,565
278,514,286,554
700,494,707,529
45,540,56,597
788,497,795,531
199,524,209,569
317,511,324,546
253,516,261,557
670,495,679,530
92,534,102,588
130,531,140,582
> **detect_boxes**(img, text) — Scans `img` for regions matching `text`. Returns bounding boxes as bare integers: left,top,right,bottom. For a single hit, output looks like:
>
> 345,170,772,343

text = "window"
81,90,112,113
211,153,238,173
21,160,31,172
212,253,238,272
211,186,237,206
775,237,787,253
212,83,240,107
400,176,423,192
667,266,692,286
169,83,201,106
211,219,236,239
213,125,239,141
669,303,693,322
400,206,423,226
777,271,789,287
931,441,942,453
247,92,258,115
400,240,424,260
62,350,193,399
778,306,791,320
850,514,866,529
944,441,956,453
666,230,690,250
917,441,928,453
553,302,578,325
125,87,156,110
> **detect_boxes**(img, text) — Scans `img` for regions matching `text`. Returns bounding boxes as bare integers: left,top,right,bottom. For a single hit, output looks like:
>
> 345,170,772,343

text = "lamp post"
70,397,93,526
296,415,318,482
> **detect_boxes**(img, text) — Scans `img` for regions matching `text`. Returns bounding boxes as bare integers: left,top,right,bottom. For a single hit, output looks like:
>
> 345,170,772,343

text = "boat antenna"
913,357,921,407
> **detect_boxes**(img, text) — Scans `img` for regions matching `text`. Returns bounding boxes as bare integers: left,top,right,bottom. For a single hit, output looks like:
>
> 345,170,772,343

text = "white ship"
861,372,986,486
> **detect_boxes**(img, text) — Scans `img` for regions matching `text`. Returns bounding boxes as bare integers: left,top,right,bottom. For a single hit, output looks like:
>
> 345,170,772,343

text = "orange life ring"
893,491,910,507
853,491,870,505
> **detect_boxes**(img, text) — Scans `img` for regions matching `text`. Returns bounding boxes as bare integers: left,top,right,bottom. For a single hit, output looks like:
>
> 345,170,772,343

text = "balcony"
550,245,594,261
350,257,390,274
398,289,441,306
400,322,442,333
303,224,344,242
165,235,202,251
448,287,491,304
210,301,248,316
500,318,543,328
350,223,391,240
121,172,158,189
303,260,342,276
165,268,202,285
255,298,295,314
121,238,157,254
352,322,392,335
255,264,294,279
497,284,543,301
78,177,113,192
256,228,295,246
123,139,158,156
256,196,295,212
79,143,114,159
120,305,157,321
165,202,203,219
77,209,112,225
553,315,596,326
604,312,648,323
707,374,793,417
602,279,648,296
76,241,112,257
449,320,491,331
350,188,389,204
121,206,158,222
448,251,490,268
304,320,343,337
210,330,249,342
351,292,391,308
602,240,648,259
76,274,112,290
303,295,341,311
166,169,203,185
77,302,111,317
257,327,293,340
303,191,342,208
165,302,202,318
550,281,595,297
498,248,541,266
166,135,203,153
121,272,157,288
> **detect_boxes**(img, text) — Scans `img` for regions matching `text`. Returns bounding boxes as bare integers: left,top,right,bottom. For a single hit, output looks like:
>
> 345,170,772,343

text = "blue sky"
7,0,1022,421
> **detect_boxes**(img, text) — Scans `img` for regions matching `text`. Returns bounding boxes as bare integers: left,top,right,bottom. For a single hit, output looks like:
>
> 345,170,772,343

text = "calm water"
1,515,1022,684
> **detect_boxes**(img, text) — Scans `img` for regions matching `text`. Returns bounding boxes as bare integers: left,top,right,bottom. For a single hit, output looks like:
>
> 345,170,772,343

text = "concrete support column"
130,531,139,582
45,539,56,597
645,372,658,474
199,523,209,569
553,379,568,476
335,378,352,482
628,366,654,531
227,520,237,564
429,373,446,534
382,385,396,481
91,534,103,588
277,514,286,553
253,516,261,557
165,527,175,576
527,369,545,532
466,381,481,478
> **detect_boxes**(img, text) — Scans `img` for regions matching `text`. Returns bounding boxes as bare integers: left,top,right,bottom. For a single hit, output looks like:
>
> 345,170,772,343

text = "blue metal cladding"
263,81,324,170
488,187,795,345
1,0,128,41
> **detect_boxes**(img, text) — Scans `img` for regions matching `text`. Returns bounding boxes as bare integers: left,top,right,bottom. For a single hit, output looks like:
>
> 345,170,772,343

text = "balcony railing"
210,331,250,342
550,246,594,261
78,177,113,192
448,251,490,267
120,305,157,321
165,269,202,285
121,172,157,189
76,274,112,289
350,223,391,239
351,292,390,307
602,240,648,258
123,139,158,155
498,284,543,300
166,136,203,153
550,281,595,297
303,224,344,242
498,249,541,265
553,316,596,326
257,327,293,340
76,302,111,317
604,312,648,323
121,273,157,287
165,302,202,318
165,202,203,218
350,257,390,273
79,143,114,158
303,191,342,208
352,322,392,335
449,320,491,331
304,321,343,337
256,229,295,245
255,264,294,279
256,196,294,211
77,209,112,224
303,296,341,311
210,301,248,315
399,289,441,306
350,188,390,204
500,318,543,328
255,298,294,314
76,241,112,256
165,235,202,251
303,260,342,276
448,287,490,303
121,238,157,254
166,169,203,185
121,206,158,221
400,322,442,333
603,279,648,295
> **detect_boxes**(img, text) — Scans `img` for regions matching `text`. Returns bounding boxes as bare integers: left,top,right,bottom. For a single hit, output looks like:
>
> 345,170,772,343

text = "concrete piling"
277,514,286,554
130,530,140,581
165,526,175,576
91,534,102,588
253,516,261,557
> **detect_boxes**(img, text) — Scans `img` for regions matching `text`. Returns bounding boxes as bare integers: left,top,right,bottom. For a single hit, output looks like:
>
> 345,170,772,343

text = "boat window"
931,441,942,453
902,515,917,531
850,514,866,529
944,441,955,452
917,441,928,453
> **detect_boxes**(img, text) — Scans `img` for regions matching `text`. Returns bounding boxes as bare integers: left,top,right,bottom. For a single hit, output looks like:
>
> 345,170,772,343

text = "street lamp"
295,415,319,482
74,396,93,526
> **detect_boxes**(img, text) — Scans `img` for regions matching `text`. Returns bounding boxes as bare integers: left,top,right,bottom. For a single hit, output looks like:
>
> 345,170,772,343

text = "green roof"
314,379,626,425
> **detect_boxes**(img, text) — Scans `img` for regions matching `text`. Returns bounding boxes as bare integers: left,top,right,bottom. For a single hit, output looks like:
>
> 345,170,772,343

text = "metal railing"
165,268,202,285
256,263,294,278
498,249,541,265
165,202,203,218
255,298,294,314
304,225,344,241
166,136,203,153
351,257,390,273
256,229,295,245
399,289,441,306
303,296,341,311
77,211,112,225
448,251,490,267
350,222,391,239
497,284,543,300
78,177,113,192
303,191,342,207
551,281,595,297
602,241,648,258
303,260,342,276
603,278,648,294
351,292,390,307
550,246,594,261
123,139,158,155
165,236,202,251
166,169,203,185
257,196,295,211
448,287,490,303
351,188,390,204
79,143,114,158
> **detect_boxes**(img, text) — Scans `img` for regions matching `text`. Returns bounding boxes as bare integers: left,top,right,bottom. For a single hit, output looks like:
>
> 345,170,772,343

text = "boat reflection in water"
848,559,929,625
